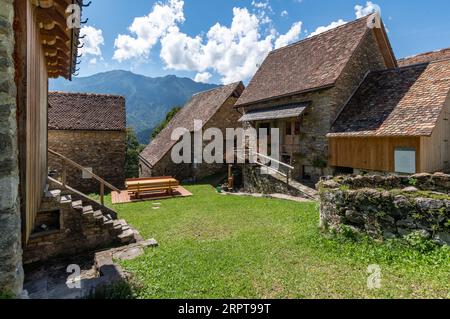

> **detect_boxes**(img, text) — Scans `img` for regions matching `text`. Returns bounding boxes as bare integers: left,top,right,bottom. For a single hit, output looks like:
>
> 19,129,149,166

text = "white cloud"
79,26,104,58
355,1,381,19
308,19,347,38
114,1,302,84
275,21,302,49
89,58,97,64
281,10,288,18
194,72,212,83
307,2,381,38
160,7,302,84
113,0,185,62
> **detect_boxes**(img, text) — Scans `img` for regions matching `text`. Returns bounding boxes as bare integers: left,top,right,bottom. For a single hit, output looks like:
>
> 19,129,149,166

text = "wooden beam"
40,25,70,42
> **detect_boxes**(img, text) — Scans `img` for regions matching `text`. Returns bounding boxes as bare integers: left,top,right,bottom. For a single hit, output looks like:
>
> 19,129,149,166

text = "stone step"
93,210,104,220
121,224,130,231
118,229,135,244
269,171,318,200
71,200,83,209
113,219,127,228
59,195,72,204
82,205,93,213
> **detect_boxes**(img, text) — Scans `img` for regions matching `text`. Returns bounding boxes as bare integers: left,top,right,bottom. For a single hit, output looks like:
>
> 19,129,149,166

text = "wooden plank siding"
420,97,450,172
329,93,450,174
329,136,422,173
23,2,49,243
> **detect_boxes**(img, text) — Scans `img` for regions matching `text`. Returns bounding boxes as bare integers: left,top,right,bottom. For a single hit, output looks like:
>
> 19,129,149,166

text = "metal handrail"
48,148,120,205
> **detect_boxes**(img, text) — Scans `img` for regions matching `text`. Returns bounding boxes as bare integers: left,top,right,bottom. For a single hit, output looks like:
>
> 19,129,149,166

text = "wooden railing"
234,148,295,184
48,148,120,205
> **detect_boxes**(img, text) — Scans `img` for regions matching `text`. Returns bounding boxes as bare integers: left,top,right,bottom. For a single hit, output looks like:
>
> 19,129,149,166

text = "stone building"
236,13,450,182
48,92,127,193
0,0,82,296
0,1,135,297
139,82,245,181
236,14,396,182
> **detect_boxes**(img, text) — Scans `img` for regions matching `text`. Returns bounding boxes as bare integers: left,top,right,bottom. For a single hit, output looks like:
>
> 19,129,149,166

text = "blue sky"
72,0,450,84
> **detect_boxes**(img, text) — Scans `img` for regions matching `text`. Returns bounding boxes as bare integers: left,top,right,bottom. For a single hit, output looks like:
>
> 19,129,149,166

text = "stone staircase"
243,164,319,200
268,170,319,200
23,181,140,264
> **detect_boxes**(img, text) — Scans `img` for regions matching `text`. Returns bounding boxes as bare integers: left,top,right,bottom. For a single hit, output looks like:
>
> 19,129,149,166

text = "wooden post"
100,182,104,206
62,159,67,187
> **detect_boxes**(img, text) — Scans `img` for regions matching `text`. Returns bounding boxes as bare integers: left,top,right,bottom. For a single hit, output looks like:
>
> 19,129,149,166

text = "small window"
82,167,93,179
395,148,416,174
286,122,292,135
294,121,300,135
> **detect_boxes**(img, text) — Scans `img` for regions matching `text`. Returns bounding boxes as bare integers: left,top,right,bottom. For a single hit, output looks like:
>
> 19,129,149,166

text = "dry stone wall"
318,173,450,245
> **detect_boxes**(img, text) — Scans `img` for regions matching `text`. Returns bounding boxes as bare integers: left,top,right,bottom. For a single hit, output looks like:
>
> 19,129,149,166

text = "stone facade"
0,0,24,297
239,30,388,183
318,173,450,245
48,130,126,193
141,96,241,181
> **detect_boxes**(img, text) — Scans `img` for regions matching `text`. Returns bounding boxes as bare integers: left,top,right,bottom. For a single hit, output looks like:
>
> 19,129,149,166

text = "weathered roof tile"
140,82,244,166
329,59,450,137
48,92,126,131
236,16,372,106
398,48,450,67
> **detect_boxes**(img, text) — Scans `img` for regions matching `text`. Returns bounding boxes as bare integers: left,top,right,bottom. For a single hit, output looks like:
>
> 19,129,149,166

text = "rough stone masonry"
318,173,450,245
0,0,24,296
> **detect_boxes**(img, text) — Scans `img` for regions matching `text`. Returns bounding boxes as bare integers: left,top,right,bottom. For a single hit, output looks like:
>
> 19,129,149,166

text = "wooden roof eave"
33,0,81,80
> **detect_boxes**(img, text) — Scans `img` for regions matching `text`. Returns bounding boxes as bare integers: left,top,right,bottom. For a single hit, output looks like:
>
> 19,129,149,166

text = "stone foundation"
318,173,450,245
0,0,24,297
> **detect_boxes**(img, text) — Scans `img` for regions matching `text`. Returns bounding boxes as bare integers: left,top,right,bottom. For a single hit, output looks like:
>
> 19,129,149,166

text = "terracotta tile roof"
140,82,244,166
236,16,373,107
48,92,126,131
398,48,450,67
329,59,450,137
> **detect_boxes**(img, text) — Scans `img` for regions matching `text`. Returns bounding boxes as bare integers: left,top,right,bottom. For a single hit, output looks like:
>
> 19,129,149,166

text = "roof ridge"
269,14,371,55
192,81,241,97
49,91,125,99
398,47,450,61
371,57,450,74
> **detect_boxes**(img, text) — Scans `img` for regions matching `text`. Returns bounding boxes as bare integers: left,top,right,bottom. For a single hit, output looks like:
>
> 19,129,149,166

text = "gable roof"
48,92,126,131
398,48,450,67
328,59,450,137
235,15,395,107
140,82,244,167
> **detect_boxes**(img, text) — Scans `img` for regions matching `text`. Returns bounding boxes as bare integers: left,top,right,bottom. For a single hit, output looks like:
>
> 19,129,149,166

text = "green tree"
151,106,182,140
126,128,145,178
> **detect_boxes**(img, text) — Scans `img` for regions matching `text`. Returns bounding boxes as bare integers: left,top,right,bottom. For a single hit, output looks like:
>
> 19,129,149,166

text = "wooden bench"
125,177,180,198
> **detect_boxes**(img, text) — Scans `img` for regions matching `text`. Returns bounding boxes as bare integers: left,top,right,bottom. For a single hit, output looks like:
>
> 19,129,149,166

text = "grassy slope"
101,185,449,299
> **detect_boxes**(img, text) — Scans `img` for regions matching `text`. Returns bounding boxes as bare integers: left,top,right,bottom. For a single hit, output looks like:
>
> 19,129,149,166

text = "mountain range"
50,70,219,144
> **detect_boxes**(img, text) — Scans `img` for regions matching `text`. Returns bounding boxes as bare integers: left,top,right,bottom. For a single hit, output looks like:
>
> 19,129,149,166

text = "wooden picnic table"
125,177,179,198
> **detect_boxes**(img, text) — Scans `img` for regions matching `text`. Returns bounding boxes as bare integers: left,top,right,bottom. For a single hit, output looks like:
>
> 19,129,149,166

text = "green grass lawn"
100,185,449,299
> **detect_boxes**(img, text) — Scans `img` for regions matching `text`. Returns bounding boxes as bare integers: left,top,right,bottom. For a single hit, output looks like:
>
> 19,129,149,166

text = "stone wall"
0,0,24,297
242,164,305,197
318,173,450,245
48,130,126,193
142,97,240,181
23,194,120,264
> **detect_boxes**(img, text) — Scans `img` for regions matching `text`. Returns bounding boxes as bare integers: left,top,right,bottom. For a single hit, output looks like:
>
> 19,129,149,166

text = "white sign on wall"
82,167,93,179
394,148,416,174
